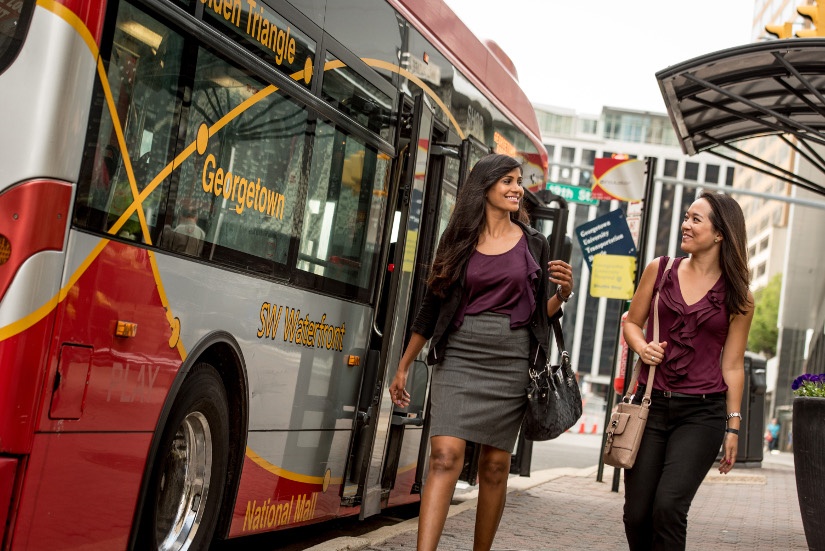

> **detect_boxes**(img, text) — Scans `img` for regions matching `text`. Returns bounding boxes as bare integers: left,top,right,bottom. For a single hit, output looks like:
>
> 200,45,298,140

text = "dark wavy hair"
427,154,528,297
699,192,752,315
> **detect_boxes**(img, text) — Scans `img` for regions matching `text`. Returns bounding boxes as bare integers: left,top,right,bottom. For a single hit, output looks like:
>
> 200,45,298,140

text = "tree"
748,273,782,358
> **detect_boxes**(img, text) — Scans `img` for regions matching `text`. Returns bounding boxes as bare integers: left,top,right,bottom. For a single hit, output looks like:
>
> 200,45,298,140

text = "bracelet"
556,285,573,303
727,412,742,420
725,428,739,435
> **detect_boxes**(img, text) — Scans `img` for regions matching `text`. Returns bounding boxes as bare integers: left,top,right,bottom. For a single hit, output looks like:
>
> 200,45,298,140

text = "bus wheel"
138,363,229,551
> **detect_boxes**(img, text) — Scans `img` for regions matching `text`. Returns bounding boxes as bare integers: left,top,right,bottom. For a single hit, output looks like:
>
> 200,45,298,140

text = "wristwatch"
556,285,573,303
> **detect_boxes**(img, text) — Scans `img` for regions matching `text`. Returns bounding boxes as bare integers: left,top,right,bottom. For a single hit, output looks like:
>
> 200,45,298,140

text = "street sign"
592,158,646,201
574,209,636,271
545,182,599,205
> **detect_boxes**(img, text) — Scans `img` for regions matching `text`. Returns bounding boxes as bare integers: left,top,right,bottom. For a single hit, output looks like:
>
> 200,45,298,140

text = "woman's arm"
718,290,755,474
624,259,664,361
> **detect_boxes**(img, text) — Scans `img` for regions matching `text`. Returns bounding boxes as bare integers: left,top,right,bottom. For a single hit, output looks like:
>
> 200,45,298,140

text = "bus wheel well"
192,341,249,541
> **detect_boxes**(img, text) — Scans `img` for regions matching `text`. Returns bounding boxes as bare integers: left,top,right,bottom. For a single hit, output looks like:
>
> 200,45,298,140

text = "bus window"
172,46,308,273
0,0,33,75
321,52,394,142
74,1,183,243
297,121,389,293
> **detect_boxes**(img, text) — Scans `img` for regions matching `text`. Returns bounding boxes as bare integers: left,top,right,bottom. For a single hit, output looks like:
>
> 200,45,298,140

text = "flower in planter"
792,373,825,397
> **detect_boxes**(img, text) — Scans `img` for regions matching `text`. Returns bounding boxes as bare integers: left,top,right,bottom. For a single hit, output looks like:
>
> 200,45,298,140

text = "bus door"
510,190,571,476
344,93,435,519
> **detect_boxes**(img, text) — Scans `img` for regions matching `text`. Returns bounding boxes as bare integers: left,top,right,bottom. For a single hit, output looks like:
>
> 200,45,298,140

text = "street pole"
599,157,656,491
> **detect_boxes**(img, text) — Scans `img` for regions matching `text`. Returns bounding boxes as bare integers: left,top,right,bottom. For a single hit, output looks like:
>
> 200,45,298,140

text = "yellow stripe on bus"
36,0,99,57
362,58,466,140
245,447,344,485
0,239,108,341
147,251,187,360
96,56,153,244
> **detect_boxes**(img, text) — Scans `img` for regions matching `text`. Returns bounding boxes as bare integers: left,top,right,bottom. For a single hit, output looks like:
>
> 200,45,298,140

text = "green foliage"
748,273,781,357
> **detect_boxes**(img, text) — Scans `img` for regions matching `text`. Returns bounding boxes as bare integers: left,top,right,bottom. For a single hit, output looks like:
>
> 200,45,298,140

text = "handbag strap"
623,257,675,404
550,318,570,370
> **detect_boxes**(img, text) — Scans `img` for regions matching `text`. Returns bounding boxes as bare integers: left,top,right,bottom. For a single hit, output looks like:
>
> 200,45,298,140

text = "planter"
793,396,825,551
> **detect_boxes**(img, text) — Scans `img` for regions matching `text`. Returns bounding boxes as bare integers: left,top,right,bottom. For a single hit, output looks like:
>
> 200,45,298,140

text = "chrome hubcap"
156,411,212,551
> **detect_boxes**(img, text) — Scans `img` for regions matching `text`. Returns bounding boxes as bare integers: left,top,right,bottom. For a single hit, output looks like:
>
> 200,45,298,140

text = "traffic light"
765,21,793,39
796,0,825,37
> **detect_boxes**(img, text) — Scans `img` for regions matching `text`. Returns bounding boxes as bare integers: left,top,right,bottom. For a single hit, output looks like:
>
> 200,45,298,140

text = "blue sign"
575,209,637,271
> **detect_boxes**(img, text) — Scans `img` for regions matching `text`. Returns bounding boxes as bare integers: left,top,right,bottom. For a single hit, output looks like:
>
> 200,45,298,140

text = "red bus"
0,0,551,548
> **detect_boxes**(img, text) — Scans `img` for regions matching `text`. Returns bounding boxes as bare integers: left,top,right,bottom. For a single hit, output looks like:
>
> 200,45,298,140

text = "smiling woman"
389,154,574,551
621,192,754,550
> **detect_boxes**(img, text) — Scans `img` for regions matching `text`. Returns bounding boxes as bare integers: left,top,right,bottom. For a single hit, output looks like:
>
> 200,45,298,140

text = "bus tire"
137,363,230,551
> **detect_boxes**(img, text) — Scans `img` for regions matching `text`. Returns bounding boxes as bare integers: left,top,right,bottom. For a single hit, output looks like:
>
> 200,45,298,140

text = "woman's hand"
642,341,668,365
389,370,410,408
719,433,738,474
548,260,574,299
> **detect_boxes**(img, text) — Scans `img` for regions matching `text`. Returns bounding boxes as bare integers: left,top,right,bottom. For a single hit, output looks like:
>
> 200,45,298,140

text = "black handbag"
522,318,582,441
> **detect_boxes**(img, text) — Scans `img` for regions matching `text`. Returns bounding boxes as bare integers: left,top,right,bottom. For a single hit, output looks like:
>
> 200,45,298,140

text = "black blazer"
409,220,560,372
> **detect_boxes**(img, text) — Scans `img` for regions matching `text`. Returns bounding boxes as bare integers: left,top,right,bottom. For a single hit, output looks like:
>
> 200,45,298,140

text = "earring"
714,237,719,243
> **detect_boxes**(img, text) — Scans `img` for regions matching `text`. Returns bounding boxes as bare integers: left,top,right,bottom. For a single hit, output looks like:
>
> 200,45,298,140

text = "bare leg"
473,445,511,551
417,436,466,551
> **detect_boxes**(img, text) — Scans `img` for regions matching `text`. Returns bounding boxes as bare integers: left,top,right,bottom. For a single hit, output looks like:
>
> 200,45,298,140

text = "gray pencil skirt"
429,312,531,452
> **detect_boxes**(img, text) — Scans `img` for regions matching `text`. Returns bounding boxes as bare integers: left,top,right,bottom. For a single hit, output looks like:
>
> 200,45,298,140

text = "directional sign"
575,209,637,271
546,182,599,205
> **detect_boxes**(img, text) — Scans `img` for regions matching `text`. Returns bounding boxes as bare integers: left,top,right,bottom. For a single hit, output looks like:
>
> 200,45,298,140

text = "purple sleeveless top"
454,234,541,329
639,256,730,393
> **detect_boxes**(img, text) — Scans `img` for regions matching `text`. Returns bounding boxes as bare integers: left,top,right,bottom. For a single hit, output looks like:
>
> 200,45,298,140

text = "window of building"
684,162,699,181
664,159,678,177
545,144,555,161
760,236,769,251
748,245,757,258
578,118,598,135
581,149,596,166
705,164,719,183
757,263,766,278
726,166,735,186
560,146,576,164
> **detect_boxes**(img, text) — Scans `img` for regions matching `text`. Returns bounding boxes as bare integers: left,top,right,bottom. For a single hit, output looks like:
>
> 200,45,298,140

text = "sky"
442,0,756,114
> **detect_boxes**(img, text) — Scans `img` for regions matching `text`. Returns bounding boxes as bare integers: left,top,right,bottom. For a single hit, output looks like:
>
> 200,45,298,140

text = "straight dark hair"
427,154,528,297
699,192,752,315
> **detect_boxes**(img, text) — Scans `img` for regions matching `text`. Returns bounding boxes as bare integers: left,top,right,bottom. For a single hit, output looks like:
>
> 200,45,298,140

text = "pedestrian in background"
622,192,754,551
766,417,781,453
389,153,574,551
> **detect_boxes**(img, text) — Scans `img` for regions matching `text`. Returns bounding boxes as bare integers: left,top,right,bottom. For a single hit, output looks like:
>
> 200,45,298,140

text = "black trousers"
623,393,726,551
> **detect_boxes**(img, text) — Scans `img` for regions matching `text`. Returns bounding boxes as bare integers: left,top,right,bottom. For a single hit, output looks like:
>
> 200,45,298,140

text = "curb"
304,465,599,551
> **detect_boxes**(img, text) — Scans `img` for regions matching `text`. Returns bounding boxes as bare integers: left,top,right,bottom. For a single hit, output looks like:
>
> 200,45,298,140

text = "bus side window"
297,121,390,290
74,2,183,242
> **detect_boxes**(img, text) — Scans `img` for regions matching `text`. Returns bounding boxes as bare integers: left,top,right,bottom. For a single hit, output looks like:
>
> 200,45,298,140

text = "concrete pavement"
308,451,807,551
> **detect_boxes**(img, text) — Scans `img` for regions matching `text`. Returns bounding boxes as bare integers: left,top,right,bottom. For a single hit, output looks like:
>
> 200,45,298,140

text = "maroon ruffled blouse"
639,256,730,393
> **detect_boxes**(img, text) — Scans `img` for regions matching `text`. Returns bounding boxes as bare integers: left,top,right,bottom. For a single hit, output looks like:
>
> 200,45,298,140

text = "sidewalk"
309,452,807,551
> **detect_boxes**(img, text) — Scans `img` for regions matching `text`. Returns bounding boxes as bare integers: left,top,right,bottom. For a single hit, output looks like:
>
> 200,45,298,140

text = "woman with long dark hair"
622,192,754,550
389,153,574,551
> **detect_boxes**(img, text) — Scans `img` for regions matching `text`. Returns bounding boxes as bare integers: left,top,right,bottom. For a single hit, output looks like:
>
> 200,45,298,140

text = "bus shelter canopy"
656,39,825,197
